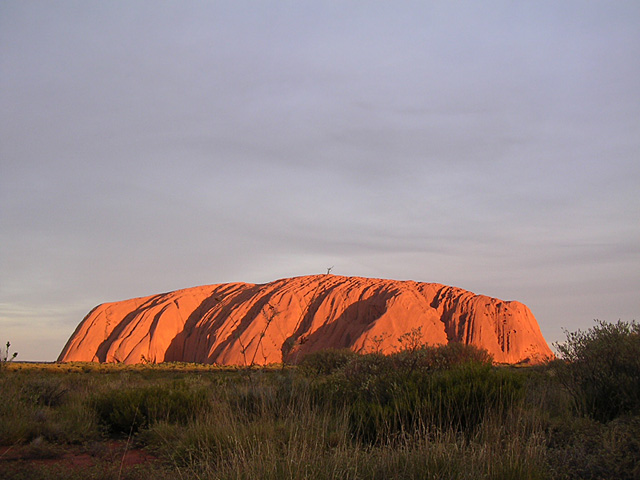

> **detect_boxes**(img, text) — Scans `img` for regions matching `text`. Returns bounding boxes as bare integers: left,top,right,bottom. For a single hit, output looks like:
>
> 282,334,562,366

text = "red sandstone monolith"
58,275,553,365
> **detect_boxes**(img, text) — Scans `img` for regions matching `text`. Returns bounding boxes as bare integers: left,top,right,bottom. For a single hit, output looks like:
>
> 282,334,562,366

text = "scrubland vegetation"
1,320,639,479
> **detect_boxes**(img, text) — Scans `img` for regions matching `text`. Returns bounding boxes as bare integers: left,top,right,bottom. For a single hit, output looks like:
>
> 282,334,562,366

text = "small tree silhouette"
397,326,425,352
0,341,18,372
368,332,391,354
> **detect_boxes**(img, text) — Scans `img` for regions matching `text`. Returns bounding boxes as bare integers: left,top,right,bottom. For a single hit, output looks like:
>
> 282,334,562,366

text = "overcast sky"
1,1,638,361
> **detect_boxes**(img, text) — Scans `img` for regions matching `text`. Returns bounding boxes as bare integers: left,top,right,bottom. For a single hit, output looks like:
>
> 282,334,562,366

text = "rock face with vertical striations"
58,275,553,365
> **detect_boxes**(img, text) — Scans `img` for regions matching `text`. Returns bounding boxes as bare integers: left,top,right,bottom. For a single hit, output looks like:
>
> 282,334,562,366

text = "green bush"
340,353,394,392
91,382,210,435
299,344,492,382
546,415,640,480
389,342,493,374
22,376,69,407
297,348,358,375
555,320,640,422
348,362,525,443
422,362,525,429
301,345,505,443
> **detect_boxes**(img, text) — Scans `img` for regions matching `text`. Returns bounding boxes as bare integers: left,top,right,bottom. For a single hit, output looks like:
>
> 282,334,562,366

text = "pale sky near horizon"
1,1,639,361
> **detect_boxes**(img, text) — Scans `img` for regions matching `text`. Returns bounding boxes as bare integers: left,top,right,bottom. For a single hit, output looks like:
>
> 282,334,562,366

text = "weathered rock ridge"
58,275,553,365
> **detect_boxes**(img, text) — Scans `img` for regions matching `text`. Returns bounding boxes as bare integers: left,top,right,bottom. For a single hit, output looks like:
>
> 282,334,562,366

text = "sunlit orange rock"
58,275,553,365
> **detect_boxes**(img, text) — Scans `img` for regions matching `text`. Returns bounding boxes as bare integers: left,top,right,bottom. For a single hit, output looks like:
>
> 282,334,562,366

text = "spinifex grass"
3,323,640,480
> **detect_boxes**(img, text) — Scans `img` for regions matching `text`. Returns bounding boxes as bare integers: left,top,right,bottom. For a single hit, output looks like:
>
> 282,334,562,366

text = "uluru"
58,275,553,365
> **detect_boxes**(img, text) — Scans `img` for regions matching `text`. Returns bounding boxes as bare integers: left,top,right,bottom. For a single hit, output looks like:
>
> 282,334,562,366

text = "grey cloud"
1,1,639,361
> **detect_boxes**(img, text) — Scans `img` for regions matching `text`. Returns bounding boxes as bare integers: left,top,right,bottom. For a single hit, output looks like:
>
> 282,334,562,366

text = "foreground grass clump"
2,321,639,479
91,381,211,435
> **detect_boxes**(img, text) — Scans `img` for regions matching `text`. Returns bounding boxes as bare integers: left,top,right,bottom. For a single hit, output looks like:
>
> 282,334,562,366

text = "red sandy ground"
0,440,157,471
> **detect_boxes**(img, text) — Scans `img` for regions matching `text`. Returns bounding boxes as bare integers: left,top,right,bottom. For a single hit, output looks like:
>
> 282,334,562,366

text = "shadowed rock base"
58,275,553,365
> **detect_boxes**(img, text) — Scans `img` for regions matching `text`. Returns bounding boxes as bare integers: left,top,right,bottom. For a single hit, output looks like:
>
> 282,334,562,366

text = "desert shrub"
22,376,69,407
299,344,492,383
0,372,101,445
389,342,493,374
91,382,210,435
310,353,396,411
222,370,309,421
348,362,525,443
340,352,394,387
555,320,640,422
0,374,33,444
430,342,493,367
422,362,525,429
546,414,640,480
140,417,240,468
297,348,358,375
301,346,509,443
